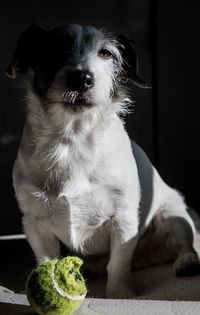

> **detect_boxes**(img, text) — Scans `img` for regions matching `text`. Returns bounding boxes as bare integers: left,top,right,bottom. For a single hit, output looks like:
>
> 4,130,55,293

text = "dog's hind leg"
132,191,200,276
155,191,200,277
167,214,200,276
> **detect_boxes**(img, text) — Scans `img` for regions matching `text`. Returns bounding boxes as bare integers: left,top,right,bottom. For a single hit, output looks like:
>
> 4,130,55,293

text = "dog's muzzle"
66,70,94,93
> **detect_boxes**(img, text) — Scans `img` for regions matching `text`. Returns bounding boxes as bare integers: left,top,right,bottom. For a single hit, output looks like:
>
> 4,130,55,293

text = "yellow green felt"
26,257,87,315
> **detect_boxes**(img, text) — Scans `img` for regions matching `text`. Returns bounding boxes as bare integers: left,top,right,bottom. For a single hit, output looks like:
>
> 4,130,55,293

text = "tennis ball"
26,256,87,315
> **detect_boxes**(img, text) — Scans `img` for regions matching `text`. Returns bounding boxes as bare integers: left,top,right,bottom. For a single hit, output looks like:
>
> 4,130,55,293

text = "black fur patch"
32,24,104,95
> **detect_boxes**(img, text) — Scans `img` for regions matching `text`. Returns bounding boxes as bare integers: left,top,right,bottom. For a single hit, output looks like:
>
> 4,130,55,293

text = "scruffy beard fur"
25,74,132,136
59,91,93,112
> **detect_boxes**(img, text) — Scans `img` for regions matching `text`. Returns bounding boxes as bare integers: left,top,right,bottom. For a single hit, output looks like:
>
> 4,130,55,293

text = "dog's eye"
98,49,112,59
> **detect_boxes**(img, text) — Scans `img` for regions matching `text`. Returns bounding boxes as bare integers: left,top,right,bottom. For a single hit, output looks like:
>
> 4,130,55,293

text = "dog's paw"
106,283,136,299
173,253,200,276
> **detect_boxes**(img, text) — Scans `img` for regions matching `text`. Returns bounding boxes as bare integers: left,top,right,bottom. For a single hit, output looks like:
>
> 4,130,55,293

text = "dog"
6,23,200,298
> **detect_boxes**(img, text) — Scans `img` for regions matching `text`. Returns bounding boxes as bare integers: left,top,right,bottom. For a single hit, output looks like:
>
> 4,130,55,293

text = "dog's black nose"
67,70,94,92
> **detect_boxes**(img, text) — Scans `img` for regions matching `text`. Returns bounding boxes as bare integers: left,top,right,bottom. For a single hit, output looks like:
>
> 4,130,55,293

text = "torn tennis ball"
26,256,87,315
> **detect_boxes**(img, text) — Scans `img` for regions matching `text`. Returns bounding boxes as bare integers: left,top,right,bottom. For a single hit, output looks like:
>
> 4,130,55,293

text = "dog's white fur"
13,90,196,297
12,30,199,298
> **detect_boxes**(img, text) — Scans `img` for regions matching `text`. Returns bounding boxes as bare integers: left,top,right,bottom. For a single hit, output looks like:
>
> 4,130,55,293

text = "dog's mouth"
63,91,93,112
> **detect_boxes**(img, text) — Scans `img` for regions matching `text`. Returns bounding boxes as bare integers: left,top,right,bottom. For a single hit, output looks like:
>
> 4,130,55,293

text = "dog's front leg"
23,214,60,265
106,209,139,298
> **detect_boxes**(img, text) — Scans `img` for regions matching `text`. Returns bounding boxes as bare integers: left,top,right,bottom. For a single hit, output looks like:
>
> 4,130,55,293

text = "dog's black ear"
6,24,45,79
117,34,151,89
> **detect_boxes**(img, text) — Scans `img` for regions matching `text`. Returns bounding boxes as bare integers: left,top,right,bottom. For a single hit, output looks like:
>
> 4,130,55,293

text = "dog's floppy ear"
6,23,45,79
117,34,151,89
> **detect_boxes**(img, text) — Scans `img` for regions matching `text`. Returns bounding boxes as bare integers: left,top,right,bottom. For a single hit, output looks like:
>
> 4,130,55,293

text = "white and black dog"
6,24,200,298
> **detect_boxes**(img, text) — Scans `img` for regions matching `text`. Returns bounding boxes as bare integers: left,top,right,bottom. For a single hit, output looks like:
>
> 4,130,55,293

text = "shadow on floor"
1,239,200,301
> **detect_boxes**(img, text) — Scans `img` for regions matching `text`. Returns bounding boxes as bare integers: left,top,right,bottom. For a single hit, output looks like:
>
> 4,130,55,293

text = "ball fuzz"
26,257,87,315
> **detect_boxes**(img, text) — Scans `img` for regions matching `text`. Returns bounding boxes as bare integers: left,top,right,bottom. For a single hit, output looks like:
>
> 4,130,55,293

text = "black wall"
0,0,199,235
155,1,200,211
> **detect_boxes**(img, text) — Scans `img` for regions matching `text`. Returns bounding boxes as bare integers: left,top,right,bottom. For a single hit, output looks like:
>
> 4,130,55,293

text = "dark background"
0,0,199,235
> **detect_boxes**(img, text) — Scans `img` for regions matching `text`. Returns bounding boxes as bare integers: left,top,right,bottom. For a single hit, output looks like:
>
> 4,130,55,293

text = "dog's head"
6,23,149,113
